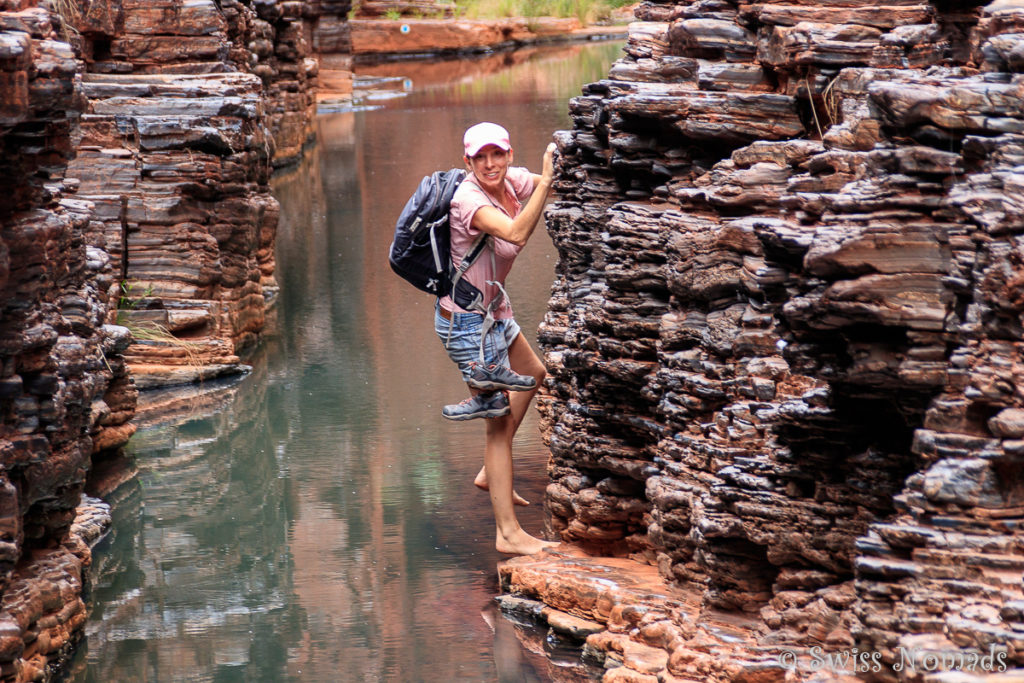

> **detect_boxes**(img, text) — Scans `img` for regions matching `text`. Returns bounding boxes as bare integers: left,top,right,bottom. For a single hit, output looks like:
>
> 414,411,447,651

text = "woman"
434,122,559,556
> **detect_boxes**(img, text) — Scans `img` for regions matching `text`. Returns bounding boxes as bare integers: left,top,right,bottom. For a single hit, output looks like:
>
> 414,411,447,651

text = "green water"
70,40,623,683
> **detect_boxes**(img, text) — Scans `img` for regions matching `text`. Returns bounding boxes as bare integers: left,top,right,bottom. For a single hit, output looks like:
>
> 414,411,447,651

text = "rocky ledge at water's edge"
497,0,1024,680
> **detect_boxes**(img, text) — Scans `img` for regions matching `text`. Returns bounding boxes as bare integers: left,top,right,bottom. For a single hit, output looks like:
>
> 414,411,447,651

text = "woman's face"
466,144,513,194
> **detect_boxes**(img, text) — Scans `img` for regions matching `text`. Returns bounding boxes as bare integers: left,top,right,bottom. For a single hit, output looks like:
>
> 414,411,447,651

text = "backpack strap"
448,231,490,310
444,232,492,349
477,274,512,364
448,176,518,366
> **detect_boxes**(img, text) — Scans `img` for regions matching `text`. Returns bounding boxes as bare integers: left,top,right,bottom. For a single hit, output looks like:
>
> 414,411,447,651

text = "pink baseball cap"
463,122,511,157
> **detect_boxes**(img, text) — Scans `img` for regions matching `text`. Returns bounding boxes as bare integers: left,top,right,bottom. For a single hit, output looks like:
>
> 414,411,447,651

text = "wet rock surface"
1,2,128,679
510,0,1024,679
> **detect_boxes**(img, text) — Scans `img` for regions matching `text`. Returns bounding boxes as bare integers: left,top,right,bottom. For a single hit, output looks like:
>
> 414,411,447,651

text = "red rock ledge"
349,17,627,60
0,498,110,683
499,547,859,682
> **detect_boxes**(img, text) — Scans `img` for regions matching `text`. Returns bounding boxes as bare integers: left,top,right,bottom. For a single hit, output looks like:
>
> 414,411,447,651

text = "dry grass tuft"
48,0,81,40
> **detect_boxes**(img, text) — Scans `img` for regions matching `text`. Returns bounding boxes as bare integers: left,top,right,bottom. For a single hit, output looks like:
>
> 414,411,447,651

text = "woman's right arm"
471,143,555,247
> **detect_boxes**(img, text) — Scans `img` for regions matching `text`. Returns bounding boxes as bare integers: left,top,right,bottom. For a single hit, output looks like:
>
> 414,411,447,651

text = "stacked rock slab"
230,0,322,166
306,0,354,54
0,1,133,680
526,0,1024,678
72,0,320,166
67,70,279,388
305,1,354,102
66,1,292,388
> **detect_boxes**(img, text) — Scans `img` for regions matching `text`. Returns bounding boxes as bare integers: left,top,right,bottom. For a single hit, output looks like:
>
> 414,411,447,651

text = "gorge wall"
0,0,350,679
506,0,1024,679
0,2,130,679
64,0,353,388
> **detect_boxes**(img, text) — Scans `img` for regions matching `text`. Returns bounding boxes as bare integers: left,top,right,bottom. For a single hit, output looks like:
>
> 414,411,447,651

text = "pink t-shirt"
440,166,535,319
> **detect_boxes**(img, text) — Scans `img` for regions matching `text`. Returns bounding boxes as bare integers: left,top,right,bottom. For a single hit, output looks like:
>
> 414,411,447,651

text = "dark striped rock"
1,2,131,679
505,0,1024,680
67,71,278,388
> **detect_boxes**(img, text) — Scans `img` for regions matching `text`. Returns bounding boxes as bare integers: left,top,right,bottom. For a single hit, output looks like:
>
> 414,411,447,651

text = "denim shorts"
435,303,521,382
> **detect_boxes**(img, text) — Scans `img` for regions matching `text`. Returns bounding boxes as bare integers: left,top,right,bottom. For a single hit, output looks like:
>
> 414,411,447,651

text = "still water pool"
70,39,624,683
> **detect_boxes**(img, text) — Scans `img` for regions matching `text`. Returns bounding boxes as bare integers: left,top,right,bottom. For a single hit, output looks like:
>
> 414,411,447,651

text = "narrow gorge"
2,0,1024,680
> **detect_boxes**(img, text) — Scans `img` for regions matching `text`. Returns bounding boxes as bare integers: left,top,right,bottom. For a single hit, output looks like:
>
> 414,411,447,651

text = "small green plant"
118,280,154,310
384,8,402,20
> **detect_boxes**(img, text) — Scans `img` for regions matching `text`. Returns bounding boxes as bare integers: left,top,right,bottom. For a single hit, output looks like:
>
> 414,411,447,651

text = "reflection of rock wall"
523,0,1024,679
79,371,303,682
0,3,134,680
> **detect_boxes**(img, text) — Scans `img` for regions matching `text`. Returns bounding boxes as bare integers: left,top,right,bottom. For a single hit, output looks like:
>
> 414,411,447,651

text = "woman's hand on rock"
542,142,556,182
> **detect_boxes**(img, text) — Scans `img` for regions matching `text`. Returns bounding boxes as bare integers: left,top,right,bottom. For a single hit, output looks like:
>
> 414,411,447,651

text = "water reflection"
72,40,623,682
74,369,302,682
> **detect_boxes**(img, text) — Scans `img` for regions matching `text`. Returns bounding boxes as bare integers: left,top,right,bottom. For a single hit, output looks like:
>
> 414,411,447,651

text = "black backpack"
389,168,489,307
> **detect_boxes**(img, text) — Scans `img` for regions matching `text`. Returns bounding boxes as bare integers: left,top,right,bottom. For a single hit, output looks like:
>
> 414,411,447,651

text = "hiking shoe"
442,391,510,421
466,363,537,392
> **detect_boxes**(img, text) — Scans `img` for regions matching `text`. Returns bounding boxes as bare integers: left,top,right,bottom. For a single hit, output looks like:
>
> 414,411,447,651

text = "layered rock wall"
66,69,280,388
0,1,132,679
531,0,1024,677
0,0,354,677
71,0,321,166
62,0,347,387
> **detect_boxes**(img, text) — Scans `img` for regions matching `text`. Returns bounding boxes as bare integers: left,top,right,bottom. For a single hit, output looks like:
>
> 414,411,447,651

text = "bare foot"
475,467,529,506
495,528,559,555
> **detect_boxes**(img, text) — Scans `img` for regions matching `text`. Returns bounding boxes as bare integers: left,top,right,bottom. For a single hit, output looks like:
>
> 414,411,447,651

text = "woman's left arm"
470,143,555,247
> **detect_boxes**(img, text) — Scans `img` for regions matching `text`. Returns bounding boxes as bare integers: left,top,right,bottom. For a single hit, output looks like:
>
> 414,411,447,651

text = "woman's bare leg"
474,473,530,506
473,333,554,554
475,333,547,505
485,412,556,555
